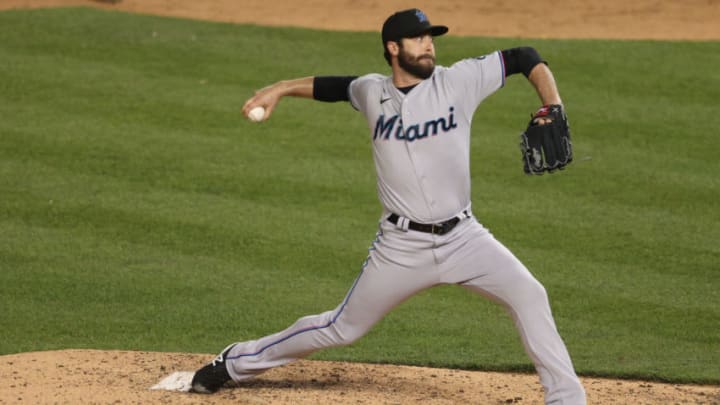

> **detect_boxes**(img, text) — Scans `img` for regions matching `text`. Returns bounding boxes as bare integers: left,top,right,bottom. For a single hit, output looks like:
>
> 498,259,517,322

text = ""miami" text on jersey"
373,107,457,142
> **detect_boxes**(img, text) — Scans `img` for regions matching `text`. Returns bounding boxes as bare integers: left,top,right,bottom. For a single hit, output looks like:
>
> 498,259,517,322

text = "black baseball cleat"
190,344,236,394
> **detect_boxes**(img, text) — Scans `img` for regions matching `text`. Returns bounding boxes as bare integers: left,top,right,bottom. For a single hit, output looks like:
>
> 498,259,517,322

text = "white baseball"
248,106,266,122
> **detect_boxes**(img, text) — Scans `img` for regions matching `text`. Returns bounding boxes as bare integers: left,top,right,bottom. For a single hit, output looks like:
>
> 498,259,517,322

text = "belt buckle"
432,222,447,235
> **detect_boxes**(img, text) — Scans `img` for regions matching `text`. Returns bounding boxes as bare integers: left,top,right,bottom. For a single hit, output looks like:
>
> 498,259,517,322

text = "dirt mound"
2,350,718,404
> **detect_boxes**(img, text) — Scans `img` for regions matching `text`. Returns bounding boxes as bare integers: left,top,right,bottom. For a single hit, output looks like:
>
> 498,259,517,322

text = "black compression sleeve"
501,47,546,78
313,76,358,102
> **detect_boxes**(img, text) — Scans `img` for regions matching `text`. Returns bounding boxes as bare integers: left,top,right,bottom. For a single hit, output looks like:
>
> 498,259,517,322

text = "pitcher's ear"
387,41,400,57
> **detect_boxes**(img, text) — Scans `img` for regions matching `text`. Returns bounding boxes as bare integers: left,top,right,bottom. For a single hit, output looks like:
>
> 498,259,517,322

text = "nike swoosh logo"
380,97,391,104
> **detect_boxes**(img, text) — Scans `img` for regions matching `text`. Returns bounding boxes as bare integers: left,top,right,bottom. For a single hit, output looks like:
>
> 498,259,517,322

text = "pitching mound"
1,350,718,404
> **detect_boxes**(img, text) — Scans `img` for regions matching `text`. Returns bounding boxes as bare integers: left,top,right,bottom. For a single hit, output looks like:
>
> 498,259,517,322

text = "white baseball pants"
223,216,586,404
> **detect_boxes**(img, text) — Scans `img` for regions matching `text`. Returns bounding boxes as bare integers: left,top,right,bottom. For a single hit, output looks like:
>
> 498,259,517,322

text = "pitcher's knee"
513,276,550,307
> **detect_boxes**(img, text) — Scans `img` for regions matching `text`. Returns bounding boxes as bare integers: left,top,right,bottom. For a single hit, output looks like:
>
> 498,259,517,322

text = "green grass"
1,7,718,384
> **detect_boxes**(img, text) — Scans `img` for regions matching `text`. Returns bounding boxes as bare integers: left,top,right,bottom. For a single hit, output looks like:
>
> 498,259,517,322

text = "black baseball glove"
519,104,573,175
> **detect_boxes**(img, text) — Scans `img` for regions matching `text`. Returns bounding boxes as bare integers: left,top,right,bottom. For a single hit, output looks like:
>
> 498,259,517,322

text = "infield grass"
0,7,718,384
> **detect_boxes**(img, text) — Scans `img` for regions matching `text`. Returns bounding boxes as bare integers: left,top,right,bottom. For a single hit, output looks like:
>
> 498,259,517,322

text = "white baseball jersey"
349,51,505,224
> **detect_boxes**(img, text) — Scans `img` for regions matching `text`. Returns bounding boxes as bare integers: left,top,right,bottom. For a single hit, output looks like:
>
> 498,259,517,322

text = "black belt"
387,212,467,235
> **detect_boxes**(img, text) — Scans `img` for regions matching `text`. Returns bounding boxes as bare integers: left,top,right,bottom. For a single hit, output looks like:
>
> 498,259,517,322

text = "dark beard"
398,47,435,80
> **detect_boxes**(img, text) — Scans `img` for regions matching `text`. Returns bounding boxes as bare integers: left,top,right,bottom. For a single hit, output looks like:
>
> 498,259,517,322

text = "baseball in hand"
247,106,266,122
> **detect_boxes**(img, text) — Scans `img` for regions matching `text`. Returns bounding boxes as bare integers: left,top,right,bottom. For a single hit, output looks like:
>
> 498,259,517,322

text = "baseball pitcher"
191,8,584,405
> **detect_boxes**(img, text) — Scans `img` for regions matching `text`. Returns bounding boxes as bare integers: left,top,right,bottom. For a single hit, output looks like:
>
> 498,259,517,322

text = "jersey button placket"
418,174,435,219
402,99,433,219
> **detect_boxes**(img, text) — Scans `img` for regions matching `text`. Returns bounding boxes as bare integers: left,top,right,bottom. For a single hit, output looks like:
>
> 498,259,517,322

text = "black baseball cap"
381,8,449,44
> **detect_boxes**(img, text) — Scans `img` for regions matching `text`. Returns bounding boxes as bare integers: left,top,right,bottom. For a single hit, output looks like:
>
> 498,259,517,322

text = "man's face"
397,33,436,80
